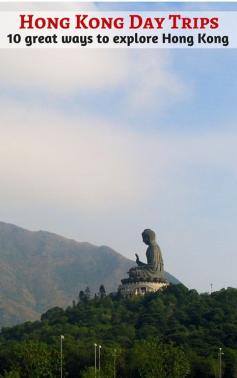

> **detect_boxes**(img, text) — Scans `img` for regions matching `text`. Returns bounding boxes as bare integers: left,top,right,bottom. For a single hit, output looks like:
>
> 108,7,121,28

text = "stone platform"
118,280,169,297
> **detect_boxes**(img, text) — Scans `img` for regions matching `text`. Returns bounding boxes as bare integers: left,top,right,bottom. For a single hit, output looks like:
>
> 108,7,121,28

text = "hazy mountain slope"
0,221,180,326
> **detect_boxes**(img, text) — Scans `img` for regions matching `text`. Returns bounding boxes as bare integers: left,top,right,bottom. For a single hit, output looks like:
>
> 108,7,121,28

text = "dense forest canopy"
0,284,237,377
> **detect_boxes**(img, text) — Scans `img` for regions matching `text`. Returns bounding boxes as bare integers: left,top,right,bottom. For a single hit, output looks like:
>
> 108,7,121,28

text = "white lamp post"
60,335,64,378
98,345,102,376
219,347,224,378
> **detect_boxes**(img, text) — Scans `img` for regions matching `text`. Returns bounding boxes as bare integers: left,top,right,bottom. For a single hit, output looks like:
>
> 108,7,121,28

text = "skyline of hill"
0,221,180,326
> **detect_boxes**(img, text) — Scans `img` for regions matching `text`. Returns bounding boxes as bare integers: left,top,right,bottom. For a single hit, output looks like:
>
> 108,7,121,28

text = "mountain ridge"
0,221,180,326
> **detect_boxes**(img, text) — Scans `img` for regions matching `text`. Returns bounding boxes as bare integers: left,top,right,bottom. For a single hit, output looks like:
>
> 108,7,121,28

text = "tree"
131,338,190,378
81,367,96,378
79,290,85,303
85,287,91,300
0,371,20,378
99,285,106,299
12,340,59,378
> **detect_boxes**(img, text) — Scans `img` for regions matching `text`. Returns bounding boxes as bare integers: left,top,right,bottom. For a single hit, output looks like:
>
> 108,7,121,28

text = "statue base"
118,279,169,297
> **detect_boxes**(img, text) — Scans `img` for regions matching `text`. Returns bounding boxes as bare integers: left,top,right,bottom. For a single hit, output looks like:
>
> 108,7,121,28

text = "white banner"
0,11,236,48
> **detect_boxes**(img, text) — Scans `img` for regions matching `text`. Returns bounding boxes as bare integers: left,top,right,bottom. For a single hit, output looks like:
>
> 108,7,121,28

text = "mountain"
0,221,180,326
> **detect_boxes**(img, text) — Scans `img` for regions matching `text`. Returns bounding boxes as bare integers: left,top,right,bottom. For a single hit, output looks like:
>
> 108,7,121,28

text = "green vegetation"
0,284,236,377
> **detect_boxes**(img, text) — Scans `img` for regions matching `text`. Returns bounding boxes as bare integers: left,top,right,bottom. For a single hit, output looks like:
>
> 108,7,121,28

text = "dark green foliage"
1,285,237,377
0,340,59,378
85,287,91,301
99,285,106,299
131,338,190,378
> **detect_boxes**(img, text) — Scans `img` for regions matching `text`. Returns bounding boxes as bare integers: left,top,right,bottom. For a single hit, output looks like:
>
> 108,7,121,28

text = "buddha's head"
142,229,156,245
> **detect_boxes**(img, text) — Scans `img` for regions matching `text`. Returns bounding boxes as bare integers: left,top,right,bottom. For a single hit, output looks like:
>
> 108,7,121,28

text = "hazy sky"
1,2,237,292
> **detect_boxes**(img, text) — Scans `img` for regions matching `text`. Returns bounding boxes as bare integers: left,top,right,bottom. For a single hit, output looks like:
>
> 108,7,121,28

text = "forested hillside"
0,284,236,377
